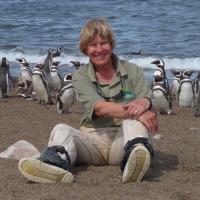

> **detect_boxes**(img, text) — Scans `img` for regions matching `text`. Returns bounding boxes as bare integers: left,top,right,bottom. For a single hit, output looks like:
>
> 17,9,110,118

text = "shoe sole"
18,158,74,184
122,145,150,183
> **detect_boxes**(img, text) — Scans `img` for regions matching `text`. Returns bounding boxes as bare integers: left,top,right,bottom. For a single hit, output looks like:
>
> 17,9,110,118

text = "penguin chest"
32,75,49,101
152,90,170,112
21,70,32,82
50,72,61,90
172,80,180,95
57,86,75,113
178,83,194,107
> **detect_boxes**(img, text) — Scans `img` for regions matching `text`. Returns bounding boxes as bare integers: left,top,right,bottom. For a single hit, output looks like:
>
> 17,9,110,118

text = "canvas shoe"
121,144,150,183
18,158,74,184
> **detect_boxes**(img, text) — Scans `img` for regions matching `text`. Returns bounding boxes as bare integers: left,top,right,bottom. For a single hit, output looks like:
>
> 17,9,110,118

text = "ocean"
1,0,200,80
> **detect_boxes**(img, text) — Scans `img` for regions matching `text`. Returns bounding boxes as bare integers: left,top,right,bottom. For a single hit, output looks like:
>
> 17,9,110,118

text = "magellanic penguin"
50,61,62,91
56,72,75,114
0,57,14,98
171,69,182,103
193,71,200,117
152,75,172,115
151,58,169,93
178,69,194,107
32,64,53,104
193,71,200,99
43,47,63,78
194,85,200,117
16,58,33,97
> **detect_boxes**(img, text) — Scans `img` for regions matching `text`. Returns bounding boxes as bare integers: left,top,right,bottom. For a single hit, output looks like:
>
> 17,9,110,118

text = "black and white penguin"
50,61,62,91
151,58,169,93
43,48,56,72
16,58,33,97
178,69,194,107
43,47,63,89
193,71,200,117
194,86,200,117
32,64,53,104
0,57,14,98
151,74,172,115
171,69,182,103
192,71,200,99
56,72,75,113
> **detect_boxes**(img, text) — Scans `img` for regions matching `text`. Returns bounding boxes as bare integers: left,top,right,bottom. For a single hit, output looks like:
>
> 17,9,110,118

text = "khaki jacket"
72,54,151,128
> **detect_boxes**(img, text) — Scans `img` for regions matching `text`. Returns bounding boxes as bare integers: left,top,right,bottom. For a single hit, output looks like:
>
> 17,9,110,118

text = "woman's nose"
96,44,103,52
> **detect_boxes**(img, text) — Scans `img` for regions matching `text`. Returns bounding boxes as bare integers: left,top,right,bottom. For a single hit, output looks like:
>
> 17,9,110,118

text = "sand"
0,88,200,200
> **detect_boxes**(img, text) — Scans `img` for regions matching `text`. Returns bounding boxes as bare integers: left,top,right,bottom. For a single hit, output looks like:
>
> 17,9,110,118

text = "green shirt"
72,54,151,128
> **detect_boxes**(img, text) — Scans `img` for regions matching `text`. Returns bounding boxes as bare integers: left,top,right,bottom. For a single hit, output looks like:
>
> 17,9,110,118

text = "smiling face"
86,34,113,68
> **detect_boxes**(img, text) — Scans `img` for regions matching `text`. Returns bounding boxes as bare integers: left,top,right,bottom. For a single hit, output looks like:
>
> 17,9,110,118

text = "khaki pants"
48,119,149,166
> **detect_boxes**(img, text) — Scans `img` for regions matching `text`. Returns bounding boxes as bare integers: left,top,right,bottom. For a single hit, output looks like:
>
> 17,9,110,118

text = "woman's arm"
94,101,129,119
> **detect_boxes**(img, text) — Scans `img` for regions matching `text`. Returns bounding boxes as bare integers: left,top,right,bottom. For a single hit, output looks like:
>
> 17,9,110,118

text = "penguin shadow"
145,150,179,182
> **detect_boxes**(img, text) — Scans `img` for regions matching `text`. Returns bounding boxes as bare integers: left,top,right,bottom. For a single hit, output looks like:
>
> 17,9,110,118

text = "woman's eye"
103,41,109,44
88,44,96,48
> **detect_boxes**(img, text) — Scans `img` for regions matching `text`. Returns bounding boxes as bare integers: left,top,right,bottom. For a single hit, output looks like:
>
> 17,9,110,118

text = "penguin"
193,71,200,117
43,48,56,86
171,69,181,103
16,58,33,97
194,89,200,117
56,83,75,114
178,69,194,107
32,64,53,104
56,72,75,114
151,75,172,115
151,58,169,93
43,47,63,90
0,57,14,98
50,61,62,91
192,71,200,99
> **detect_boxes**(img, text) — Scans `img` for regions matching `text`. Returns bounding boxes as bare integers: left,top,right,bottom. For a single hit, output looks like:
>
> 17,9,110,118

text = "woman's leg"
48,123,106,165
121,119,152,183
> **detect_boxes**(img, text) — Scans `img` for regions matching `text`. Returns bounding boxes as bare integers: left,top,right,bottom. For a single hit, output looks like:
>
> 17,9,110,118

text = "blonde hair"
79,18,116,55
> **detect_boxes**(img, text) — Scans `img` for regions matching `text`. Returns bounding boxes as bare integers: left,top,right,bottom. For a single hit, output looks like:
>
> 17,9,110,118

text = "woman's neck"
95,65,116,84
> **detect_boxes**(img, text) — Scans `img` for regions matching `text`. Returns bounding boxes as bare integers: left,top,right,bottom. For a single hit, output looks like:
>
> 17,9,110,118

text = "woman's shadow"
145,150,179,182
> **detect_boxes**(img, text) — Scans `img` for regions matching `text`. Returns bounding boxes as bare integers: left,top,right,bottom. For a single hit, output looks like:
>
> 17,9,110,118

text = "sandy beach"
0,88,200,200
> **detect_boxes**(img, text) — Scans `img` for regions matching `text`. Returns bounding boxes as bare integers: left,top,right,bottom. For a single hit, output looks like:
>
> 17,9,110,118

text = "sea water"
1,0,200,81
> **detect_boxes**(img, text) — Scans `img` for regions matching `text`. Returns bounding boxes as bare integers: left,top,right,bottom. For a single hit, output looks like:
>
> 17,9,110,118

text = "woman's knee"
48,124,78,146
122,119,148,139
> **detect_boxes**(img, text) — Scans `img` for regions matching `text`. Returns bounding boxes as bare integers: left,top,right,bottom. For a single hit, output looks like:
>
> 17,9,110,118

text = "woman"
18,18,158,184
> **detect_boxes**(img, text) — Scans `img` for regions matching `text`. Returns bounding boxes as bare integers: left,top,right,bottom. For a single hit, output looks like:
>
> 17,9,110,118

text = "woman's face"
86,34,112,68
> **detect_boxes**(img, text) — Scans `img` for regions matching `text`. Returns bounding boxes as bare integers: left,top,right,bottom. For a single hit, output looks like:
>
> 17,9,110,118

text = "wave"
1,50,200,79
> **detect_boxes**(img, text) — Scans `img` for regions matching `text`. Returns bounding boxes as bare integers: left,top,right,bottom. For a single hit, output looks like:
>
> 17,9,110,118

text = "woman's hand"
123,98,151,118
137,109,158,134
